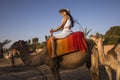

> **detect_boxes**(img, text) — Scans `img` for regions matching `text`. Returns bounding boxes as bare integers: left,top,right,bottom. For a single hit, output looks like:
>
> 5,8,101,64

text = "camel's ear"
89,34,94,38
100,37,105,42
99,36,105,42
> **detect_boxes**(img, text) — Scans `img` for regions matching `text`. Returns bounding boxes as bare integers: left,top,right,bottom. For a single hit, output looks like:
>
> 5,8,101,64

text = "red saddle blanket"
47,31,88,57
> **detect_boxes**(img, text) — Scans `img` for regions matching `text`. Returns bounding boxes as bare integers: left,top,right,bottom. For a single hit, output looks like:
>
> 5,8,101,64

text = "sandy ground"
0,45,116,80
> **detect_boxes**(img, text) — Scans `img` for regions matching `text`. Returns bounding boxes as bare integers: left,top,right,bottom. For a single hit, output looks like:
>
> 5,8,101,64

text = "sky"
0,0,120,47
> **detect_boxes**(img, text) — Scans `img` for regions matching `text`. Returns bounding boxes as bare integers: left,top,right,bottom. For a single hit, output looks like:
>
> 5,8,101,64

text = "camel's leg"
104,66,112,80
51,69,61,80
90,66,99,80
90,61,99,80
49,60,61,80
89,48,99,80
116,65,120,80
11,54,15,67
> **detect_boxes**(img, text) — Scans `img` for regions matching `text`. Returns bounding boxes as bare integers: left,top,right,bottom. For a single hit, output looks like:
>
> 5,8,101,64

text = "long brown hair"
59,9,74,28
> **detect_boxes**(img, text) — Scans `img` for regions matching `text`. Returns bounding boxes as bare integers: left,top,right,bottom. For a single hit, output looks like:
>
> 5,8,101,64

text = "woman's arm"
51,16,68,33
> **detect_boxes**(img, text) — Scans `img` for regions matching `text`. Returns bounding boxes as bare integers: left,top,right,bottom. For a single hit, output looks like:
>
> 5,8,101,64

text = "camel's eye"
95,39,99,43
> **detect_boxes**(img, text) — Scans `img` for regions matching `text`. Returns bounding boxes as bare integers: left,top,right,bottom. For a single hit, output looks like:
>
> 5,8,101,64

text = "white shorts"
54,29,73,39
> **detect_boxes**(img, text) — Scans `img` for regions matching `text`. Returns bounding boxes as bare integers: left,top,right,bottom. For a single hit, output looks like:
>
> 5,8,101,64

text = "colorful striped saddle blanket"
47,31,88,57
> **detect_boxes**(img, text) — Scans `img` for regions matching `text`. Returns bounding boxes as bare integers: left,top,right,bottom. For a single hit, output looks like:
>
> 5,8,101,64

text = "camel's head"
4,49,20,60
3,51,11,60
11,40,27,49
89,34,105,46
10,40,28,58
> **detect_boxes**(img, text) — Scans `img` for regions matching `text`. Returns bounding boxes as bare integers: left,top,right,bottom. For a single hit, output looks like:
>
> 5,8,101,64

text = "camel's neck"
20,46,48,66
97,42,106,63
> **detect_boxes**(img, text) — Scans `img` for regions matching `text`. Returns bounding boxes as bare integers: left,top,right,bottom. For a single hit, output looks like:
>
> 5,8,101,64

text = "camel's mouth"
12,49,21,58
89,35,98,43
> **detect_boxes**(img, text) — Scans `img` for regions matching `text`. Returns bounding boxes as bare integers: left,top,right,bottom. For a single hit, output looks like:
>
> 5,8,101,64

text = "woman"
50,9,74,59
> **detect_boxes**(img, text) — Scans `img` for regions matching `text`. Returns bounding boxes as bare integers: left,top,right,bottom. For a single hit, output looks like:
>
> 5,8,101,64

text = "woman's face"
60,11,67,17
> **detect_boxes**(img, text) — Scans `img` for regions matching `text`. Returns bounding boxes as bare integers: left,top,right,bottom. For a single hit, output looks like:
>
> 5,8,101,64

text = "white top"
54,19,72,38
64,19,71,28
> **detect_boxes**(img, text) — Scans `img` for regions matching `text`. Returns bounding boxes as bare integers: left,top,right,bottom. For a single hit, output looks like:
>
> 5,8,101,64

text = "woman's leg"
50,36,57,58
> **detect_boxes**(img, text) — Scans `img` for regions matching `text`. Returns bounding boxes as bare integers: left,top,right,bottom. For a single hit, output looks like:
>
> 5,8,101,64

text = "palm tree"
74,19,92,38
81,27,92,38
0,40,11,59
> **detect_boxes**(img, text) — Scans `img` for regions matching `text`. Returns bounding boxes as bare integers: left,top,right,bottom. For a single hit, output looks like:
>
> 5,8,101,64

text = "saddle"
47,31,88,58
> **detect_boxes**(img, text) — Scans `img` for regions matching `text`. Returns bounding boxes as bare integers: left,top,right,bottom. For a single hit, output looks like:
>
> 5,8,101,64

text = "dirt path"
0,58,90,80
0,58,116,80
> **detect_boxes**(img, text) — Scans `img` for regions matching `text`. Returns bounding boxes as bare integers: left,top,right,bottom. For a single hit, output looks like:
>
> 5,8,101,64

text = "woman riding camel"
50,9,74,59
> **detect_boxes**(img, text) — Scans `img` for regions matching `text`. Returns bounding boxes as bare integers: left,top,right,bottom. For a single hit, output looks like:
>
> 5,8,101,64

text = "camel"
8,40,99,80
114,43,120,62
90,34,120,80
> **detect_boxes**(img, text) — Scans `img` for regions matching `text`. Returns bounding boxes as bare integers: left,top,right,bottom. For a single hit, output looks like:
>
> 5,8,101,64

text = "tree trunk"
0,46,3,59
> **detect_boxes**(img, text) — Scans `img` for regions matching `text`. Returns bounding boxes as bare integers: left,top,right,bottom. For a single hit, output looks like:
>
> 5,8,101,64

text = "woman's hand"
50,29,54,34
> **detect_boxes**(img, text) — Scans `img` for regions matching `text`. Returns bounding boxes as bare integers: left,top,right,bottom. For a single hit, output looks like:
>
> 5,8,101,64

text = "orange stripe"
47,31,88,58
